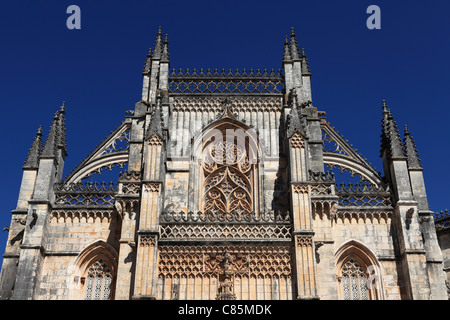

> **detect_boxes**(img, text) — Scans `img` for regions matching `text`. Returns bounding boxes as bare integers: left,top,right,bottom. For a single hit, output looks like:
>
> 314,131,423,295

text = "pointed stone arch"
68,240,119,300
189,115,263,214
335,240,384,300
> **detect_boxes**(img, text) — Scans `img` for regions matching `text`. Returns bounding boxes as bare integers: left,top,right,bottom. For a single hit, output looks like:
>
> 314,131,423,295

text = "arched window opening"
84,258,113,300
340,258,369,300
335,241,383,300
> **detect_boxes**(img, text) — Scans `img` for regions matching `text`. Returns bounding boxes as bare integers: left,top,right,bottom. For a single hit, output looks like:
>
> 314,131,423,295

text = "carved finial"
161,34,169,61
283,35,291,62
404,124,410,135
60,101,66,114
301,48,310,74
152,26,163,60
57,101,67,151
217,97,237,120
290,27,300,60
382,99,388,114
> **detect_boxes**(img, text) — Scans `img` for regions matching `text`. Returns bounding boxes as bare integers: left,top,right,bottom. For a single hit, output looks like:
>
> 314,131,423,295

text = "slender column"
114,176,140,299
133,234,158,299
294,234,317,299
133,128,164,299
288,132,319,299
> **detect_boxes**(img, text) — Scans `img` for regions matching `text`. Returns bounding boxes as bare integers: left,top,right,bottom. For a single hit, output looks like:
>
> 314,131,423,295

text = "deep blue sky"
0,1,449,265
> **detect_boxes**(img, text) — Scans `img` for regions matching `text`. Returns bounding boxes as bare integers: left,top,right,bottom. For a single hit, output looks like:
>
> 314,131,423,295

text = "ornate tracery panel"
156,245,294,300
203,140,253,214
335,241,383,300
84,258,113,300
340,258,369,300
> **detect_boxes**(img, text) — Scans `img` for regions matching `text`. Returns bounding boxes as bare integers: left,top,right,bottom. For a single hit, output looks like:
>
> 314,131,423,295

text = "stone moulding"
333,210,393,224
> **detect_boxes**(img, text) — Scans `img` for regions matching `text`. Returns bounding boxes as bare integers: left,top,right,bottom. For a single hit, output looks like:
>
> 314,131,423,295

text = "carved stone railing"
335,183,392,208
160,210,290,224
118,170,141,181
159,210,291,241
168,68,284,95
435,209,450,231
307,170,336,197
53,182,117,207
117,170,141,196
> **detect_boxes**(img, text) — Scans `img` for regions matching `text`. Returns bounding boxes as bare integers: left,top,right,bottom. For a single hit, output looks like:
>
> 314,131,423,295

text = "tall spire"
56,101,67,152
143,47,152,73
387,111,404,158
152,26,163,60
381,99,389,138
404,125,422,169
41,112,59,158
161,34,169,62
380,100,390,155
23,126,43,169
380,100,404,159
301,48,311,74
289,27,300,60
283,35,291,62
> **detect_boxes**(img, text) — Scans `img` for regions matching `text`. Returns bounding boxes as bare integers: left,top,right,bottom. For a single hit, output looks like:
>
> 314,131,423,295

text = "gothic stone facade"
0,28,448,300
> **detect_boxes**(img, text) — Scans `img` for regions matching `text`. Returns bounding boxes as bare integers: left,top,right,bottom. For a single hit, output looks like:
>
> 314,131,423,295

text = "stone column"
288,132,319,299
132,131,165,299
114,180,140,300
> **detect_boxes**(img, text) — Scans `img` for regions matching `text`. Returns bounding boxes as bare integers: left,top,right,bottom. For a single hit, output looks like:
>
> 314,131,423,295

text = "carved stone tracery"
203,141,253,214
156,245,293,300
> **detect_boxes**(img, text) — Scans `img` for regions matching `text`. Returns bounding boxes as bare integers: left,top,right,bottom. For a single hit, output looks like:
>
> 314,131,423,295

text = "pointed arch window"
336,241,383,300
202,140,253,215
84,258,113,300
340,258,369,300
